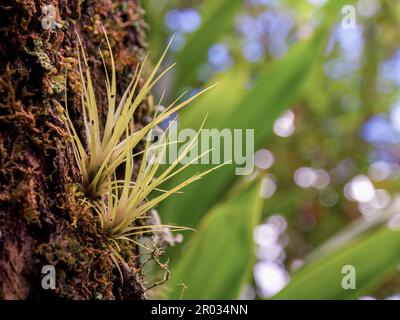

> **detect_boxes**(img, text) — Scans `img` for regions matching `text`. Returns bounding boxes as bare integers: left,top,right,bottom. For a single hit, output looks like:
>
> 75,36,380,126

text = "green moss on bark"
0,0,149,300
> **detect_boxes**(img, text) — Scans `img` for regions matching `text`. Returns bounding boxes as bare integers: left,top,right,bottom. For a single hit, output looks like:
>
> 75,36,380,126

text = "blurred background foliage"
141,0,400,299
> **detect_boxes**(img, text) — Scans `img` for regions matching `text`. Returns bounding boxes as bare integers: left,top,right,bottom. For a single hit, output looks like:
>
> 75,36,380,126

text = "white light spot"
370,189,391,209
343,183,354,201
294,167,316,188
254,149,275,170
344,175,375,203
368,161,393,181
358,189,391,220
313,169,330,189
254,262,290,298
358,202,381,220
260,176,277,198
257,244,283,262
254,223,280,246
273,110,295,137
267,215,288,234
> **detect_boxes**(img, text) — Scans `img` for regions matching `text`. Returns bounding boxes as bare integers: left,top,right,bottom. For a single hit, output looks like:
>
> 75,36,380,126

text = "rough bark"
0,0,150,300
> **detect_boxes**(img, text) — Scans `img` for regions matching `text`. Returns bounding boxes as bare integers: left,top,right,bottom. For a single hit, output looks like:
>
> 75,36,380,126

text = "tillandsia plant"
64,28,225,280
65,28,215,198
94,121,226,270
95,118,225,239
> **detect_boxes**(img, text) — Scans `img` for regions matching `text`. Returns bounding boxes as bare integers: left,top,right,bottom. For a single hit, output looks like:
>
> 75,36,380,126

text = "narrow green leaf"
165,180,263,299
274,228,400,299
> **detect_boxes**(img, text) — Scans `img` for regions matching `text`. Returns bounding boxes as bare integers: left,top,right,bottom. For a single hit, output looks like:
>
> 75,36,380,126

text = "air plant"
65,29,215,197
93,121,226,271
94,119,225,239
64,29,225,280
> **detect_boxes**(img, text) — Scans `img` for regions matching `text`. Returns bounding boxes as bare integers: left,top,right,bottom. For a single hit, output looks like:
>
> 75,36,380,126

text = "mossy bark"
0,0,149,300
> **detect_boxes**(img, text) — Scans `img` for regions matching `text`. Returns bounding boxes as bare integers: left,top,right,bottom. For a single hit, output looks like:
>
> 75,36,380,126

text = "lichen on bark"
0,0,150,300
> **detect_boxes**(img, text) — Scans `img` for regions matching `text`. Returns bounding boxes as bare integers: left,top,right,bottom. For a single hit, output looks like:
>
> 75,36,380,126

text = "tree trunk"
0,0,149,300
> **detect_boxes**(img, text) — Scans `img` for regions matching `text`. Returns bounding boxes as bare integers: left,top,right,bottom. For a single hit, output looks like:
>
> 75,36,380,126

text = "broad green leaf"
274,228,400,299
179,65,249,129
165,180,263,299
160,30,326,229
174,0,244,89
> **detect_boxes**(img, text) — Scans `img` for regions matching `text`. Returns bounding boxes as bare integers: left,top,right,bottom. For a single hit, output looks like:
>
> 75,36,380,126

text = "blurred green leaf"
141,0,173,57
274,228,400,299
161,30,327,229
166,180,263,299
179,65,250,130
174,0,244,89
